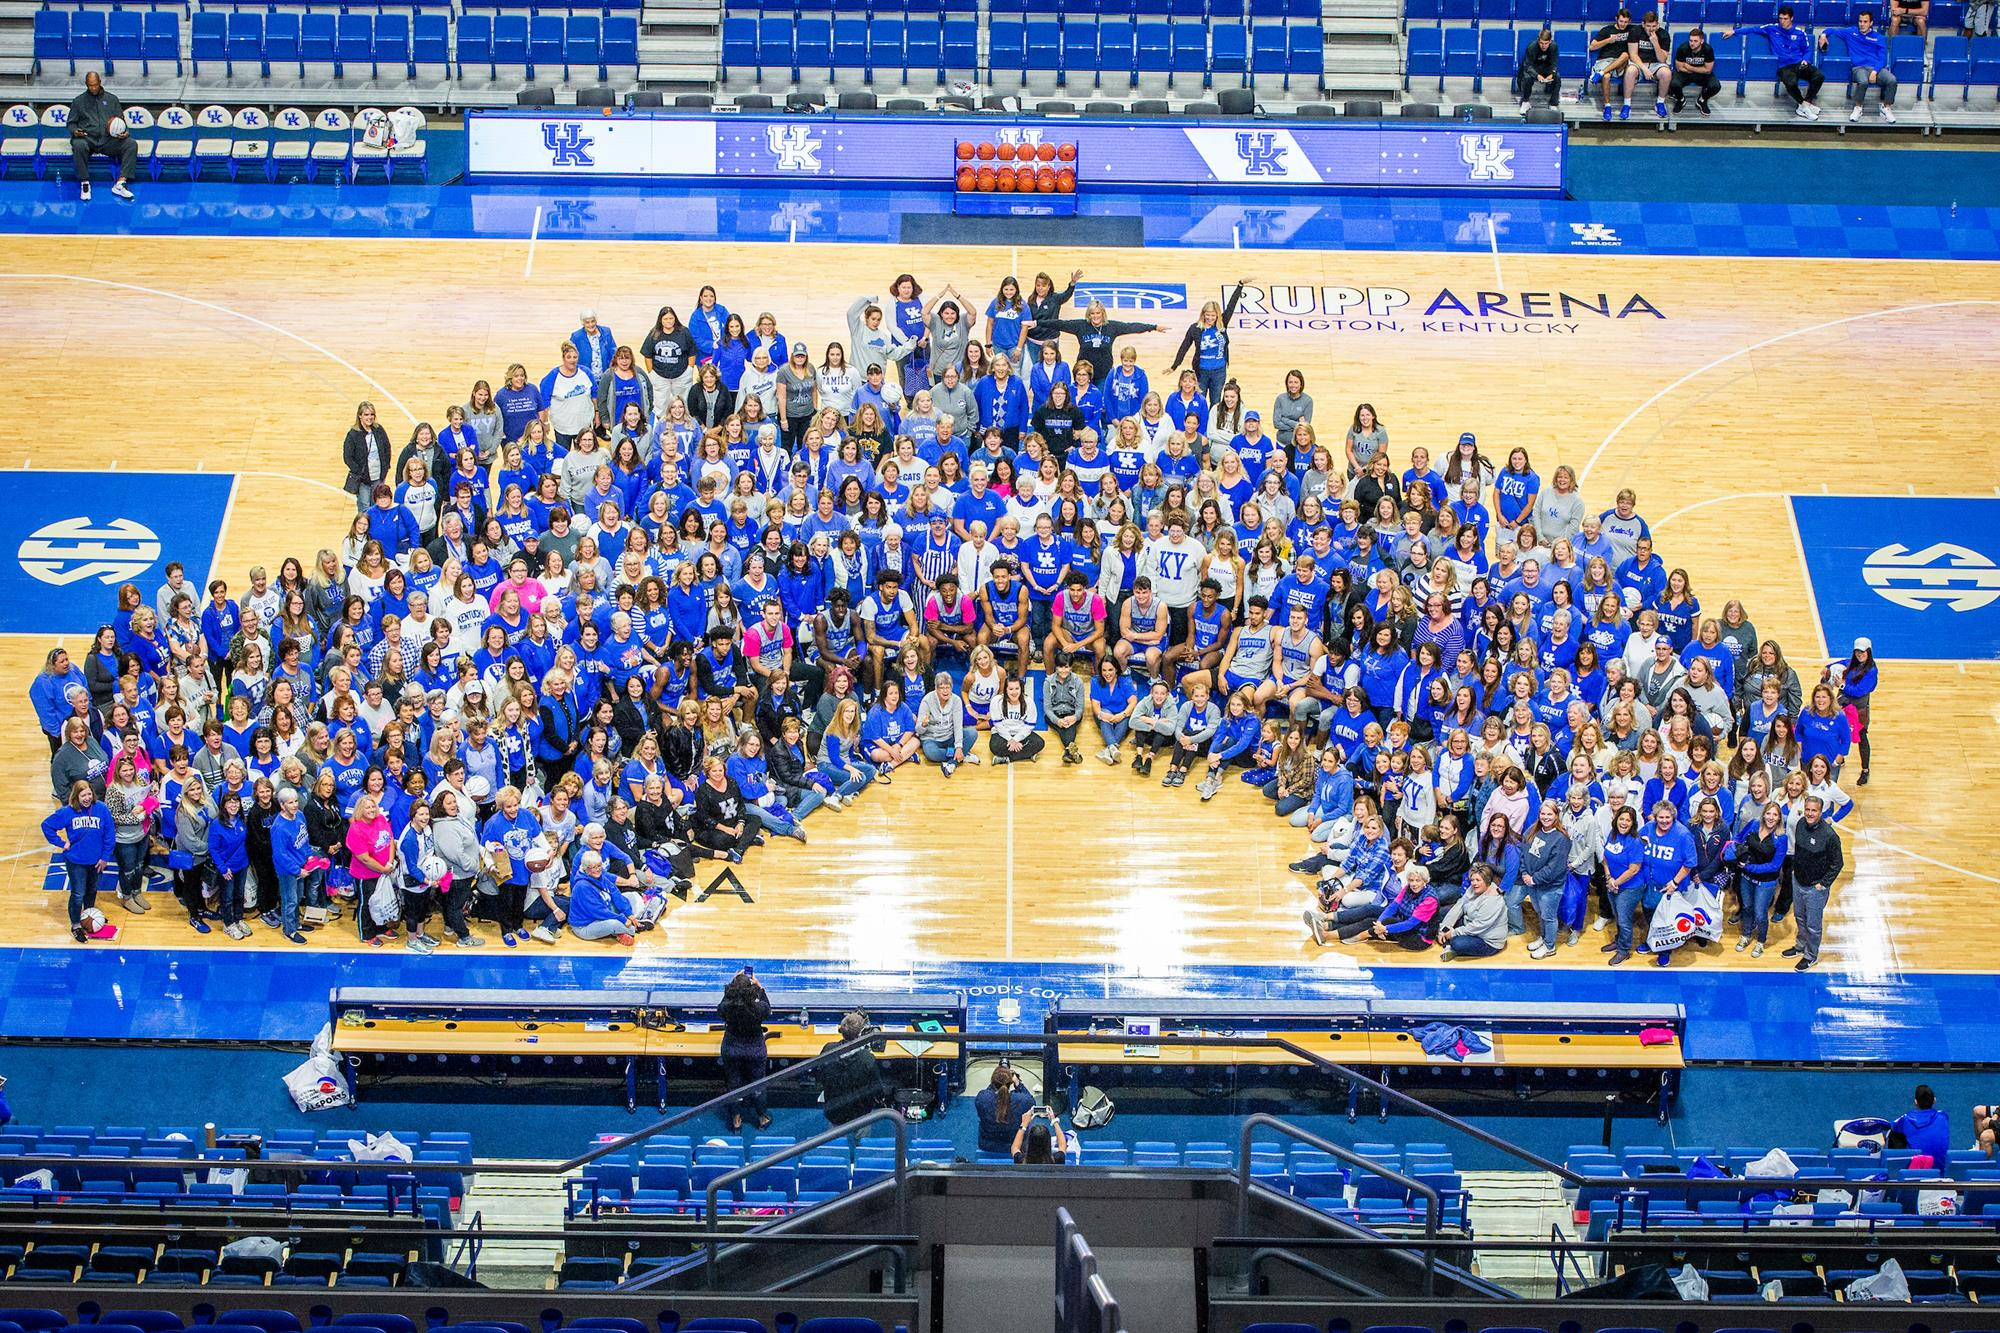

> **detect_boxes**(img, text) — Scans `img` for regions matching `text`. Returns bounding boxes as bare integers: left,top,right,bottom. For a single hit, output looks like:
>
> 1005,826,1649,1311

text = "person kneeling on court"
568,849,644,946
69,73,139,201
1436,862,1510,961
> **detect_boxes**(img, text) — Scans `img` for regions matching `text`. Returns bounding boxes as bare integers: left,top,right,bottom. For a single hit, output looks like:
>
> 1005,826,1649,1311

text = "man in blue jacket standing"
1820,10,1897,121
1726,6,1824,118
1640,800,1695,967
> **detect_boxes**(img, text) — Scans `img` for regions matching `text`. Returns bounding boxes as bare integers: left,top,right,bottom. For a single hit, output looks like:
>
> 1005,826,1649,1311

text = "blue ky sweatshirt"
1745,21,1812,64
1207,713,1259,763
1827,24,1886,67
1641,821,1696,892
43,804,113,865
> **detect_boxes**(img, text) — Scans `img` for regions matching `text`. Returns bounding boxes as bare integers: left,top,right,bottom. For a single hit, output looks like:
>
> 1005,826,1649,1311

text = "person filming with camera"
974,1062,1036,1156
1013,1104,1072,1164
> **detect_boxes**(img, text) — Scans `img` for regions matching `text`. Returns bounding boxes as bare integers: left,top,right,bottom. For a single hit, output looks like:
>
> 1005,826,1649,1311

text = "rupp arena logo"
1073,283,1188,311
1228,282,1664,337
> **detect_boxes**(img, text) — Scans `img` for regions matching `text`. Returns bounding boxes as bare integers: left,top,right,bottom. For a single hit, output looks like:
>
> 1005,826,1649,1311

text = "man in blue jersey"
978,559,1032,675
1726,5,1824,118
1819,10,1897,120
859,569,920,696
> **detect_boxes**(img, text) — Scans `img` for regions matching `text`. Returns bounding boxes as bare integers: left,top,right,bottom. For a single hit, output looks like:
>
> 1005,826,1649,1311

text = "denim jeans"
822,760,875,798
214,870,243,927
1612,882,1647,953
1794,882,1831,962
1740,875,1778,944
1197,366,1226,401
1502,881,1527,934
746,802,797,836
113,839,147,898
1445,934,1502,958
920,727,979,765
1531,885,1564,949
64,861,101,927
277,871,302,936
1096,717,1130,748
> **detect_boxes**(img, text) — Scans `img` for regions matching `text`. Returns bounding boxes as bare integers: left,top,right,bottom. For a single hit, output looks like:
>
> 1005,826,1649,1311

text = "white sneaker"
1519,100,1531,113
1803,101,1821,119
79,182,92,201
1794,101,1813,118
111,180,133,200
964,751,983,765
824,792,844,810
1850,104,1863,121
531,924,560,944
1881,104,1896,122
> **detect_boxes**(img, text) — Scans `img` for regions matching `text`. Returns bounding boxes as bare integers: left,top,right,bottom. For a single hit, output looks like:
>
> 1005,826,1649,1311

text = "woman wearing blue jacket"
209,788,251,941
269,785,313,945
30,647,89,756
1195,690,1261,800
1601,806,1647,965
1520,800,1570,958
43,780,114,942
1476,809,1524,935
1796,682,1853,777
1834,637,1877,784
1357,624,1411,722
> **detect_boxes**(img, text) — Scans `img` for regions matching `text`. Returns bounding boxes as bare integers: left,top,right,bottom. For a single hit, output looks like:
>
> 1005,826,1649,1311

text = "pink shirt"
344,814,394,879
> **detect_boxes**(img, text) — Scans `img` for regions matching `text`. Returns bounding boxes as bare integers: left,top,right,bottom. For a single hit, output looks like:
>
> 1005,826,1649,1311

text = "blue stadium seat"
941,16,977,74
1097,15,1135,81
375,12,412,76
1405,24,1443,84
757,14,793,76
867,16,903,77
1249,22,1287,86
1061,17,1099,85
526,13,563,77
32,11,68,74
1211,19,1248,73
795,15,832,75
1169,21,1207,84
906,18,943,78
413,12,449,72
106,11,142,74
264,12,301,76
336,13,374,76
1405,0,1443,23
1250,0,1285,19
190,11,225,74
1025,18,1061,72
721,14,757,71
566,14,600,75
1287,23,1322,84
1479,25,1514,83
1475,0,1513,23
301,11,338,76
68,11,106,70
1931,34,1970,95
832,15,867,66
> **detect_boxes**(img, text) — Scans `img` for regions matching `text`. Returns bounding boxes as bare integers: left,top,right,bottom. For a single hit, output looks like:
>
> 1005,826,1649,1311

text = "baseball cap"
1854,636,1872,652
1459,432,1477,446
1244,410,1260,422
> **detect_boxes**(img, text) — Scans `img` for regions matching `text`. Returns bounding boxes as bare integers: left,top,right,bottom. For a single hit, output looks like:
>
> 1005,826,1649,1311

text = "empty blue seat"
795,15,831,73
375,12,412,74
67,11,106,67
989,16,1026,73
413,12,449,66
566,14,601,73
336,13,374,74
190,11,226,73
33,12,70,74
832,15,867,65
1061,18,1098,83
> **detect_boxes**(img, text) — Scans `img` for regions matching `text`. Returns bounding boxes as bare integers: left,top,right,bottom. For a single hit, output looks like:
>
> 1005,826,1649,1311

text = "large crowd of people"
29,268,1868,967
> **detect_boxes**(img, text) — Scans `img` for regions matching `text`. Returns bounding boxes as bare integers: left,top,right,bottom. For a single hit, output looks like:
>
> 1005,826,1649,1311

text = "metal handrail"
763,1241,908,1293
449,1209,483,1280
694,1108,911,1286
1246,1245,1382,1299
1236,1112,1441,1296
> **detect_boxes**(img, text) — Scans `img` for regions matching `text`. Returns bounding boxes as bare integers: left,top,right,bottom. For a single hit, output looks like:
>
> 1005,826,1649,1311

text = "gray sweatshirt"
915,690,966,746
1131,695,1179,737
1443,888,1508,950
1270,391,1314,443
1042,671,1086,727
926,302,974,381
847,296,912,376
932,381,978,439
1176,699,1221,747
175,797,216,863
1532,488,1586,543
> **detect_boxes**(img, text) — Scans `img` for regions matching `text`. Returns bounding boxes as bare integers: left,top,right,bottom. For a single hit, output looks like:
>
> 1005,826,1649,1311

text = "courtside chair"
33,11,67,75
1024,17,1061,92
1,104,40,179
192,104,234,178
119,105,154,176
309,106,351,180
350,107,390,181
1134,18,1170,89
151,104,195,178
265,12,303,77
1248,21,1286,88
269,106,313,180
1289,23,1324,86
1097,15,1136,85
390,106,428,179
831,14,868,78
36,104,70,179
231,107,270,180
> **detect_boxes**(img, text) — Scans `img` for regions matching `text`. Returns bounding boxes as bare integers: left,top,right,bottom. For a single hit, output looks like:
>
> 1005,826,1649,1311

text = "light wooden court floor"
1,234,1996,976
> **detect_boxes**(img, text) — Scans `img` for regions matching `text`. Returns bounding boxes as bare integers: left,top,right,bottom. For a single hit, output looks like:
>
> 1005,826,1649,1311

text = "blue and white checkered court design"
1790,495,2000,662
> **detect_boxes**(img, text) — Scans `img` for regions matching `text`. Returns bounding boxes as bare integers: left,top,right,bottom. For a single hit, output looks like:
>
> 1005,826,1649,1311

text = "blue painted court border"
0,943,1974,1066
5,181,2000,259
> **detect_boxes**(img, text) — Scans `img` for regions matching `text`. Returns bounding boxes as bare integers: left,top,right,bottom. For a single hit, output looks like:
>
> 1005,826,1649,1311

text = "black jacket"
817,1034,889,1123
1791,816,1844,888
342,425,392,496
718,985,771,1044
1169,282,1246,370
1518,37,1560,78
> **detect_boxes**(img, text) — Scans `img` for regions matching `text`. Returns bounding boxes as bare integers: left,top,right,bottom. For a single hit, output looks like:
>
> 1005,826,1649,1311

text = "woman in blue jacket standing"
269,785,313,945
1476,810,1524,936
1601,806,1647,965
209,789,251,941
1796,682,1853,778
31,647,89,756
43,780,114,942
1520,800,1570,958
1357,623,1411,723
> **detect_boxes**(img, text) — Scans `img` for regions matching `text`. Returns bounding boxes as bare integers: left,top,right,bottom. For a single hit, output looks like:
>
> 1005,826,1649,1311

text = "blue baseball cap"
1459,431,1476,446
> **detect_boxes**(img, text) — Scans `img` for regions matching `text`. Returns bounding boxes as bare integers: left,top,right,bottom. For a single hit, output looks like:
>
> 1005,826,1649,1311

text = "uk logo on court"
18,518,161,587
1234,132,1288,176
0,471,235,635
1791,496,2000,661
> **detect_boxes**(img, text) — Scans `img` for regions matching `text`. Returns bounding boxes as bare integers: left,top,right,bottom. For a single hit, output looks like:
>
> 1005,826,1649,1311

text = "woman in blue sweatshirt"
209,789,251,941
1196,690,1261,801
1476,810,1524,935
1601,806,1647,965
269,785,313,944
43,780,114,940
1835,637,1876,784
1796,682,1853,777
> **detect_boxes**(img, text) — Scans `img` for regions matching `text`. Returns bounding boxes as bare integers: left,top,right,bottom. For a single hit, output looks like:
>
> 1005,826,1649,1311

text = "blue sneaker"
1618,102,1631,120
1654,97,1667,117
188,917,210,934
1601,100,1613,120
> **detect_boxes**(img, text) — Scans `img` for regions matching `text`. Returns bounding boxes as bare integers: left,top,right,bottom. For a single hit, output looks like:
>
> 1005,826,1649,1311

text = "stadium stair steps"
461,1166,569,1289
638,0,720,91
1462,1169,1572,1298
1323,0,1408,95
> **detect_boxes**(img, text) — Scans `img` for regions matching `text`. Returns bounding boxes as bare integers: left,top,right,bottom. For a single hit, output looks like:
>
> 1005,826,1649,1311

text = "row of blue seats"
0,1317,887,1333
32,0,631,11
1,1242,414,1289
0,1183,454,1220
1404,0,1941,26
1566,1143,1990,1173
1405,24,1937,96
725,15,1324,86
728,0,1315,17
0,1128,467,1151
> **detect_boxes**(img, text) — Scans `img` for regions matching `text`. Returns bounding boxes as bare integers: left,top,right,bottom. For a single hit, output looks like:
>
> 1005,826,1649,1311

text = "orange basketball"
1057,142,1077,162
1037,166,1056,192
1037,142,1057,162
976,142,995,160
957,166,976,190
997,142,1018,161
1016,164,1037,190
1056,167,1076,192
977,166,997,190
996,170,1016,192
956,141,974,160
601,105,614,116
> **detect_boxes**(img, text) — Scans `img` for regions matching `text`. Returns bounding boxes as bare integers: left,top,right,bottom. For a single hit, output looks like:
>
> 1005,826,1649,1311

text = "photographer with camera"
815,1011,890,1129
974,1062,1036,1156
717,966,773,1132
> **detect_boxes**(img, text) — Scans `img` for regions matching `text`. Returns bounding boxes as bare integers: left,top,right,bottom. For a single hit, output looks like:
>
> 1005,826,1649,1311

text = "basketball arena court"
3,199,1998,1064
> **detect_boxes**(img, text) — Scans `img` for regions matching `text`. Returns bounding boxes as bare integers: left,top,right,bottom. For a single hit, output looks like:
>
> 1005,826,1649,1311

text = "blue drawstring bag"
1560,869,1590,929
166,850,193,870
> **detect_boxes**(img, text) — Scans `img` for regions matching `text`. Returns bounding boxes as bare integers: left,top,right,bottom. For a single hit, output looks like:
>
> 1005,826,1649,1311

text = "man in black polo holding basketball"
69,71,139,202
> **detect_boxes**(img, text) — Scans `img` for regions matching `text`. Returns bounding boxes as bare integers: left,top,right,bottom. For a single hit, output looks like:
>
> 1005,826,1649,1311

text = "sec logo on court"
0,471,235,635
1791,495,2000,661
